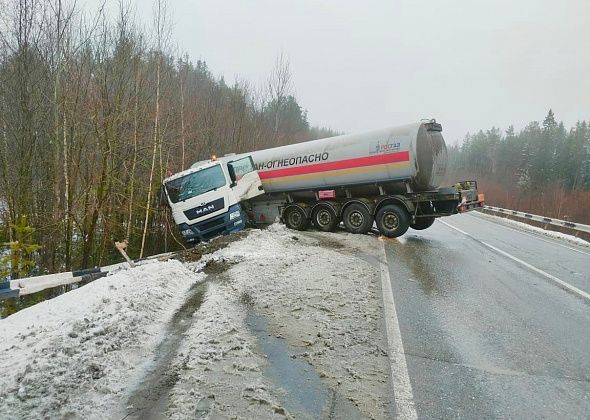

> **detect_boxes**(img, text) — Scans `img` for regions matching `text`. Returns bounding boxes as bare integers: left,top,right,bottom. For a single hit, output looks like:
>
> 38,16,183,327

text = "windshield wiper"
200,186,218,195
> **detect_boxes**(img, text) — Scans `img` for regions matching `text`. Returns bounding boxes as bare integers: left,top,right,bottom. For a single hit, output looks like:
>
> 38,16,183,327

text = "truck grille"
199,215,225,232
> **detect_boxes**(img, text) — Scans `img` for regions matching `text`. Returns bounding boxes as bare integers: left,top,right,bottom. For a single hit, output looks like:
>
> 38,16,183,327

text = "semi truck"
162,120,483,242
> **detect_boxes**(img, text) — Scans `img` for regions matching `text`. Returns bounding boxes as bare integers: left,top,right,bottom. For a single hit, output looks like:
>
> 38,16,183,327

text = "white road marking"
378,240,418,420
438,219,590,302
468,211,590,257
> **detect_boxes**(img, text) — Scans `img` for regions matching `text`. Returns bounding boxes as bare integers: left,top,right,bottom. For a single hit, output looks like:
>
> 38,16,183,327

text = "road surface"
382,211,590,418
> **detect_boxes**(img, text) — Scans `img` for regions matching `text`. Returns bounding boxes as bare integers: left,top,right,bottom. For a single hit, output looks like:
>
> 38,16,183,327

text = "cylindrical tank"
250,121,448,194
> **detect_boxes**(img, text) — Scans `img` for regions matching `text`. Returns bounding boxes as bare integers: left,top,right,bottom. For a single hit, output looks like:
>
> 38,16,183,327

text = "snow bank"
0,260,203,420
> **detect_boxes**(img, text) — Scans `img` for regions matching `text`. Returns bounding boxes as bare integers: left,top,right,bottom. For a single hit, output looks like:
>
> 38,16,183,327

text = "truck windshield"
165,164,226,203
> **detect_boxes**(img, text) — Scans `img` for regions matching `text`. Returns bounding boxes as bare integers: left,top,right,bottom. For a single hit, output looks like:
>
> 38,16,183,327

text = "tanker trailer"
162,120,483,243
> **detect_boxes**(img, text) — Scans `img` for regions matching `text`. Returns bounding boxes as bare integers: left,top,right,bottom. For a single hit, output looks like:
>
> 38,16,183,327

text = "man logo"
183,198,225,220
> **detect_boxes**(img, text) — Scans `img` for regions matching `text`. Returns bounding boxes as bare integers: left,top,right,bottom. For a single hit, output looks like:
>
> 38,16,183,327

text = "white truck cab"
162,154,264,242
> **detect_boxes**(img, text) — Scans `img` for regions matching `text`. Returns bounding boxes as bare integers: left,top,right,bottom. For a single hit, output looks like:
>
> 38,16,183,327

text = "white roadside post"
115,241,136,268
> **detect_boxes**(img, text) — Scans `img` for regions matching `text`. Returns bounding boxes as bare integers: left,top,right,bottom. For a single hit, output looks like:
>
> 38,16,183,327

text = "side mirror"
227,163,237,187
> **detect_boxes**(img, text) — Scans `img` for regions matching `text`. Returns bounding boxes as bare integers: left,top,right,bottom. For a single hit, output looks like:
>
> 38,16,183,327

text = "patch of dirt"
316,237,346,249
173,231,249,263
202,257,234,275
296,230,348,250
239,290,255,307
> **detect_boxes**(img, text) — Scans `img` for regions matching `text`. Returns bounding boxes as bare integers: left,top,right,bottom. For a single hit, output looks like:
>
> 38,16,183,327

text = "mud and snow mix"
0,225,393,419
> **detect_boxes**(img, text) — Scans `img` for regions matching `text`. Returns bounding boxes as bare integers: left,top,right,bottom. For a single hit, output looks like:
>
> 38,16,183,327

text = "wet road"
383,212,590,418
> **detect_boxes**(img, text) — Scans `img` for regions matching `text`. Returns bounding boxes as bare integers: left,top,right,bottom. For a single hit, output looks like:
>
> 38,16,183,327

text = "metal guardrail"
0,268,107,300
483,206,590,234
0,250,178,301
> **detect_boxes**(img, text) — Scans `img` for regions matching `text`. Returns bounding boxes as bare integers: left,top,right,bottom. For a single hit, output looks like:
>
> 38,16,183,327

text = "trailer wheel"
284,206,309,231
312,205,339,232
410,217,435,230
343,203,372,234
375,204,409,237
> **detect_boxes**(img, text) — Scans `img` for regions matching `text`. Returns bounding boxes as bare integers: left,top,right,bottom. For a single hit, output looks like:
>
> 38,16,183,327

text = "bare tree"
140,0,170,258
126,52,143,242
48,0,78,270
267,51,293,136
178,55,189,170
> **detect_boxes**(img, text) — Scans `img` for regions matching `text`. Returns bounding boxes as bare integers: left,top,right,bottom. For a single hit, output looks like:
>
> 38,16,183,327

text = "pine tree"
528,110,558,189
542,109,557,131
1,216,42,279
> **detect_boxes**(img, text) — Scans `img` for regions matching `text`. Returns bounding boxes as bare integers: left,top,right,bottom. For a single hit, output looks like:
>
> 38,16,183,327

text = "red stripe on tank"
257,150,410,179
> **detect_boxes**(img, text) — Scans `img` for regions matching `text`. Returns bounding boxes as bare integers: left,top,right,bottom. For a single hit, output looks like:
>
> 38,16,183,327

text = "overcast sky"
93,0,589,143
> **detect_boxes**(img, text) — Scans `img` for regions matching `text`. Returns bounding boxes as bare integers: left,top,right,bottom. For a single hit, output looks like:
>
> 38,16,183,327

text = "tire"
283,206,309,231
410,217,435,230
342,203,373,234
312,205,339,232
375,204,410,238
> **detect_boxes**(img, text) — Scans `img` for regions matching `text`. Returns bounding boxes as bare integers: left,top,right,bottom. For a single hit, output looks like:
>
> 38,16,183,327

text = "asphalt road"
383,211,590,419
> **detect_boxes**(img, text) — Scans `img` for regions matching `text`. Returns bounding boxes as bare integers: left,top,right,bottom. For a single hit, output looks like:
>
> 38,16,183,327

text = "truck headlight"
181,229,193,236
229,210,241,220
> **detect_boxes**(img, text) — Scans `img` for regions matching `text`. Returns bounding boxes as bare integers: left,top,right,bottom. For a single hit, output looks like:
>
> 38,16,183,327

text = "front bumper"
179,204,246,243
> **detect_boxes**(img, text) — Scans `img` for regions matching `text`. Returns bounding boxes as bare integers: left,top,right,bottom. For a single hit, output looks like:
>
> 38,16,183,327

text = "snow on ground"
0,260,204,419
476,211,590,247
0,225,392,419
168,225,392,419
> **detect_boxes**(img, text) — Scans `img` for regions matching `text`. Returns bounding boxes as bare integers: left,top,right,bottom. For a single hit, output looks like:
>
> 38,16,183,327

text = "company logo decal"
183,197,225,220
369,139,401,155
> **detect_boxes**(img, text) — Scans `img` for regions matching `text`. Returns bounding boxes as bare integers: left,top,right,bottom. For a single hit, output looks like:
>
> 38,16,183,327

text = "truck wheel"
410,217,435,230
312,205,339,232
343,203,372,234
375,204,409,237
284,206,309,231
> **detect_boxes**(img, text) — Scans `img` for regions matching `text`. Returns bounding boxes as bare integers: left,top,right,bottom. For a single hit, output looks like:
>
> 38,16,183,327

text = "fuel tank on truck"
250,121,447,194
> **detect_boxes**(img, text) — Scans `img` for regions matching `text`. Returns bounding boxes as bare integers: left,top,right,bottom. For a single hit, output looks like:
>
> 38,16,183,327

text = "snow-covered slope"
0,260,204,419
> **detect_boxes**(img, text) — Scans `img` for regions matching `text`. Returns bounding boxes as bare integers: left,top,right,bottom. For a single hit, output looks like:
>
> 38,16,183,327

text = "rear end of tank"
413,120,484,214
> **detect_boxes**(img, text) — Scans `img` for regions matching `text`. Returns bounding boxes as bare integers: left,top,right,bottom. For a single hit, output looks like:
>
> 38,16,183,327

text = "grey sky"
99,0,590,143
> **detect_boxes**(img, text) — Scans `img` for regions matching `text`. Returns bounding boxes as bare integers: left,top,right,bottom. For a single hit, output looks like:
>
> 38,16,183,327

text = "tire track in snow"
124,280,209,419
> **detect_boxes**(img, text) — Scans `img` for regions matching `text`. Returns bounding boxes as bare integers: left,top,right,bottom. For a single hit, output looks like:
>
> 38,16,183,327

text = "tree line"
447,110,590,223
0,0,337,277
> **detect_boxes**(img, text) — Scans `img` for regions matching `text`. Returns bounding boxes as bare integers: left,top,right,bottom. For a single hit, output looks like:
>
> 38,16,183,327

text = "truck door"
227,156,265,201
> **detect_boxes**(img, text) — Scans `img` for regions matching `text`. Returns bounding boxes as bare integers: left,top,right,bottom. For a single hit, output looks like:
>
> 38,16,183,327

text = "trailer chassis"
265,180,483,238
